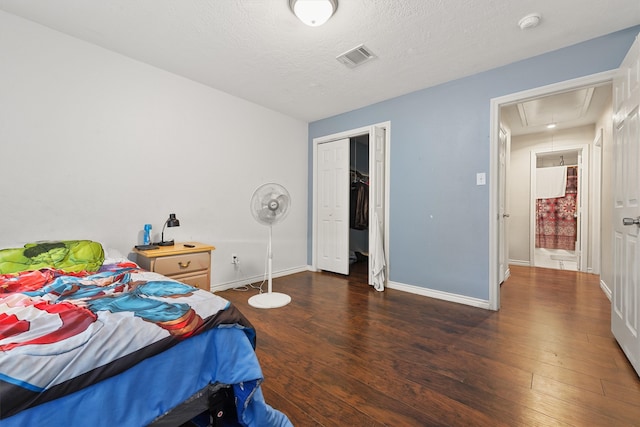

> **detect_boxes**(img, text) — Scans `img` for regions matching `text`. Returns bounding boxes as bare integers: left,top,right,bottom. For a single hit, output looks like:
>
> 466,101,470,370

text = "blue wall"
308,26,639,300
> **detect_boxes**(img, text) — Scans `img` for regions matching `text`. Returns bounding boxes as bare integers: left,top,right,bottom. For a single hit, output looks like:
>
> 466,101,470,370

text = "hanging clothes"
535,166,578,250
350,180,368,230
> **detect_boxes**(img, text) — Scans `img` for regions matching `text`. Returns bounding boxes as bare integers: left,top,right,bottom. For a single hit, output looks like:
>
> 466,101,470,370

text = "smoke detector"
336,44,376,68
518,13,541,30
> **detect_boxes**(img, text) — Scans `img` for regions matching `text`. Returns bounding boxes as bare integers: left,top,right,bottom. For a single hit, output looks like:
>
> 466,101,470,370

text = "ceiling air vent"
336,44,376,68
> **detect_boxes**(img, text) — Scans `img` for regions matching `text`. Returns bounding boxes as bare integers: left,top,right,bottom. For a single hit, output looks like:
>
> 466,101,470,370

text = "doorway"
530,147,587,271
503,92,603,274
349,134,370,276
312,122,390,287
489,70,616,310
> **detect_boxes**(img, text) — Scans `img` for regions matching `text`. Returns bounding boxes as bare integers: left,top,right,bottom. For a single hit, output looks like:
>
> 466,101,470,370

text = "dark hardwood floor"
217,263,640,426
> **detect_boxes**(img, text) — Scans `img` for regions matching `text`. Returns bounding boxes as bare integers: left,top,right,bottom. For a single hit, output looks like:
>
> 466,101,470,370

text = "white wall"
508,125,595,265
0,11,309,290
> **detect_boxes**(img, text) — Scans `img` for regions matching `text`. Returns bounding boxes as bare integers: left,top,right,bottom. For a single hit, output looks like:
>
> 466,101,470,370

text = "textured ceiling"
0,0,639,122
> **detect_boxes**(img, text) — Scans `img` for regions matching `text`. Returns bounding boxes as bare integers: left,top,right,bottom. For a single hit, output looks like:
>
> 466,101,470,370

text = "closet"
349,134,369,274
313,122,388,287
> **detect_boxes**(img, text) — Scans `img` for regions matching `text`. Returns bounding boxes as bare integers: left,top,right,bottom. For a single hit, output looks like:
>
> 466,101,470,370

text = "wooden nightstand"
133,242,215,291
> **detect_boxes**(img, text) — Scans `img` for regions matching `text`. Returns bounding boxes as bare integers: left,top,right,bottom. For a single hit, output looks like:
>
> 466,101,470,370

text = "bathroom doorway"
531,148,587,271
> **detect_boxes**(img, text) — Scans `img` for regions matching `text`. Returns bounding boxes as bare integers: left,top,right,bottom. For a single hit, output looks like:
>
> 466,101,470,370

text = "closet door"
369,125,387,287
317,138,350,275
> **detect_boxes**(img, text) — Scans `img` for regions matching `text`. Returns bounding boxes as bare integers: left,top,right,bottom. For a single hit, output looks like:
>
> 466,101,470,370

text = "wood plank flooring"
217,264,640,426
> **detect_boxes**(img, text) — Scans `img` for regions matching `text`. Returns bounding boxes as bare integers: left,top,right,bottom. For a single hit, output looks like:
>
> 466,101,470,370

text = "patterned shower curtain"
535,166,578,250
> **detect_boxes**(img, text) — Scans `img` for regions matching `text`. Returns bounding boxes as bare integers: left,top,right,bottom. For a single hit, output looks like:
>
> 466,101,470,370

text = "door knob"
502,213,510,218
623,217,640,226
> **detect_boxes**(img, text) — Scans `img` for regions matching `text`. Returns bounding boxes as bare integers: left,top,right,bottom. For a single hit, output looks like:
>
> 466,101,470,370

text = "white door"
591,130,604,275
576,152,586,271
498,127,509,283
612,34,640,377
317,138,350,275
369,126,387,286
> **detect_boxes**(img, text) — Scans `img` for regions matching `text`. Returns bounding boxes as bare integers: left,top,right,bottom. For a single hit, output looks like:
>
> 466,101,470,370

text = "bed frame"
149,383,236,427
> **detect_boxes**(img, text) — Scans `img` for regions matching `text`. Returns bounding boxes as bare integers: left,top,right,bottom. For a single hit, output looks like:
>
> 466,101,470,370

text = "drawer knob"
178,261,191,269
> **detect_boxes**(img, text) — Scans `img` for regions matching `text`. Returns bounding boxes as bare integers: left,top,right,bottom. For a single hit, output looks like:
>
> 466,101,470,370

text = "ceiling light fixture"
289,0,337,27
546,123,557,129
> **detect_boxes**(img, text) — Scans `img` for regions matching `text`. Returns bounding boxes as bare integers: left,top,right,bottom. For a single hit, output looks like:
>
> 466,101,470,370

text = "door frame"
529,145,589,271
489,70,615,310
311,121,391,283
498,125,511,284
591,129,604,275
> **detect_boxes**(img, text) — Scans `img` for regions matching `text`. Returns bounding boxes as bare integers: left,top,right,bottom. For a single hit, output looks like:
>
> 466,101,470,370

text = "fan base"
248,292,291,309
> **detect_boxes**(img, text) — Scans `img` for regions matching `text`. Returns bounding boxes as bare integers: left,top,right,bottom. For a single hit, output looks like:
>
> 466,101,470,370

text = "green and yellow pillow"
0,240,104,274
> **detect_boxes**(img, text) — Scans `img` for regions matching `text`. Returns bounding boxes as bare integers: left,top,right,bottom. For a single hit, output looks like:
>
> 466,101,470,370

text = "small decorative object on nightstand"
133,242,215,291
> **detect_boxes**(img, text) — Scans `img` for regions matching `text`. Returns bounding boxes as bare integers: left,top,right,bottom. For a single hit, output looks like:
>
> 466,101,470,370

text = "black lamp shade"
166,213,180,228
156,213,180,246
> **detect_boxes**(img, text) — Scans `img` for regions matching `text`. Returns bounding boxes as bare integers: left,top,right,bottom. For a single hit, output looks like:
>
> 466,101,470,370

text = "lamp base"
248,292,291,309
156,240,175,246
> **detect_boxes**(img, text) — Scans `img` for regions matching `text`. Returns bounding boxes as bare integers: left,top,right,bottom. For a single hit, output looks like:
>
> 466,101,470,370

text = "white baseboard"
600,279,612,301
212,266,609,311
213,267,491,310
210,265,310,292
387,281,491,310
509,259,530,267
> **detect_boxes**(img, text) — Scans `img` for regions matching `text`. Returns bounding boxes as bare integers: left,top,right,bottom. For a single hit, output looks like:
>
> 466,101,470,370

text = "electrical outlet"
231,254,239,265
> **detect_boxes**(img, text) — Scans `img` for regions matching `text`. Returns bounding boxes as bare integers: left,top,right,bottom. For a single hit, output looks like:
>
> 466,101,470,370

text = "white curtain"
371,212,385,292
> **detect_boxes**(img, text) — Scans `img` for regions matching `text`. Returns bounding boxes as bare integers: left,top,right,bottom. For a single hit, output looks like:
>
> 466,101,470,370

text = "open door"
612,34,640,377
316,138,350,275
498,126,510,283
369,125,387,289
576,151,585,271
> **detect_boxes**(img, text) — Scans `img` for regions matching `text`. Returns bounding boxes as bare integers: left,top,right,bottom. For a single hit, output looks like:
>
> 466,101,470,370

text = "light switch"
476,172,486,186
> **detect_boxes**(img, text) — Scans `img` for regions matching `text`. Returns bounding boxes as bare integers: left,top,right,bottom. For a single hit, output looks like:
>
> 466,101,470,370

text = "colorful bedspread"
0,261,254,420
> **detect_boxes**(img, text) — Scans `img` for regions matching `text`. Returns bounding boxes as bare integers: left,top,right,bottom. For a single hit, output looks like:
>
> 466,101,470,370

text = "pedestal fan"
248,183,292,309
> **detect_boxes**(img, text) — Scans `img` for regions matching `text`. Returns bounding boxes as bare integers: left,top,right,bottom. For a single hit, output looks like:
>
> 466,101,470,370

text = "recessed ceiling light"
547,123,557,129
518,13,541,30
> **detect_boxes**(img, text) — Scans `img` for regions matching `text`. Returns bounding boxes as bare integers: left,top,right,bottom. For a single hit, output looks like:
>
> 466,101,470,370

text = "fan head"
250,183,291,226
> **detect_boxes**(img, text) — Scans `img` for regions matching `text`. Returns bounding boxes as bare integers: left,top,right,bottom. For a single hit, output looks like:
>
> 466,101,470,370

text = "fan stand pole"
267,225,273,294
248,225,292,309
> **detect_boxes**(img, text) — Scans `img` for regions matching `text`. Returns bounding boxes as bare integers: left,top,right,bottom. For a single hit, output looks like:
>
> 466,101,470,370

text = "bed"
0,240,291,427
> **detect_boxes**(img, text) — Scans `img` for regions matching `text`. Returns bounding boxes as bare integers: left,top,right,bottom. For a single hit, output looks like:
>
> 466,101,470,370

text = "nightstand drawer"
154,252,210,276
172,271,210,290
